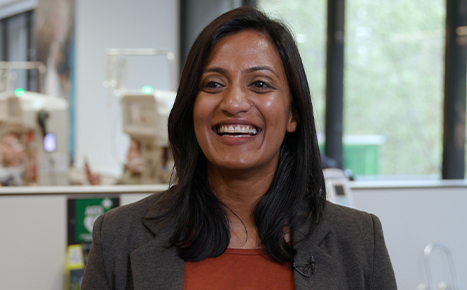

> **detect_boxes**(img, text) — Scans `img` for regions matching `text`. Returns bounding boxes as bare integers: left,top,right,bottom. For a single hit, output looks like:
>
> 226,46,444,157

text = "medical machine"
0,61,46,92
105,49,176,184
323,167,354,208
121,89,175,184
0,90,69,185
104,48,176,100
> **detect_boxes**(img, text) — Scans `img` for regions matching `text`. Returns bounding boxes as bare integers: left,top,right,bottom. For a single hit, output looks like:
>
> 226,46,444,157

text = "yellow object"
65,244,85,290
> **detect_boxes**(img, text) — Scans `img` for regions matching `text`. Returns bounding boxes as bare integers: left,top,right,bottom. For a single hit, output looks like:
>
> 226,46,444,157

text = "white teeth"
218,125,258,135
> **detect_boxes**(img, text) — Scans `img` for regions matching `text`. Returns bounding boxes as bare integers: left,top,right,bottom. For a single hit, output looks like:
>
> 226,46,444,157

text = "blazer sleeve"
81,214,112,290
369,214,398,289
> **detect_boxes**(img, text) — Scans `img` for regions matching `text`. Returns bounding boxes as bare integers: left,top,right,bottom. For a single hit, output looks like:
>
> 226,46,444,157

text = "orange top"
183,248,295,290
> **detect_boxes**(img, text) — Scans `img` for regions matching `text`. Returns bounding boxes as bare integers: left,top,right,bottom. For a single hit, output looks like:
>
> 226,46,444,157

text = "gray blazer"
81,192,397,289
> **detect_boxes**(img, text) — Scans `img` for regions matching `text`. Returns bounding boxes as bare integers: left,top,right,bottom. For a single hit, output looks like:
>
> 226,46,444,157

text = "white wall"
0,195,67,290
0,185,162,290
75,0,179,176
1,182,466,290
351,181,467,290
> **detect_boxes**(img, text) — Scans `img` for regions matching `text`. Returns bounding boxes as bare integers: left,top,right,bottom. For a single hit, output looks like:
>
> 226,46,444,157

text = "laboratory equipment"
323,167,354,207
105,48,177,184
0,61,46,92
121,90,175,184
0,90,69,185
104,48,176,101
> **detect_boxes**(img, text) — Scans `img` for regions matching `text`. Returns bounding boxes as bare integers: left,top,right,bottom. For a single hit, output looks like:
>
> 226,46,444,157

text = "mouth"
215,124,260,137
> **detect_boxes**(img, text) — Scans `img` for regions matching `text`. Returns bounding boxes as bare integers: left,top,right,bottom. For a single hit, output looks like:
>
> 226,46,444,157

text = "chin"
216,160,252,171
207,157,253,171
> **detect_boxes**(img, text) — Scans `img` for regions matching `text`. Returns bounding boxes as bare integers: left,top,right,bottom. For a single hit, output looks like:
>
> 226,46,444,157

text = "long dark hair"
161,6,326,263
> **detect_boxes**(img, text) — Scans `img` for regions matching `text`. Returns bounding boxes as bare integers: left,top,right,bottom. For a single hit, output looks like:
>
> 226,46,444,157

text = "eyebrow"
202,67,228,74
245,66,280,79
202,66,280,79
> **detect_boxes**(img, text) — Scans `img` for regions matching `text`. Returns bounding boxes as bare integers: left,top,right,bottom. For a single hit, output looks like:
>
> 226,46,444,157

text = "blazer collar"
140,194,172,236
292,202,347,289
130,194,185,290
131,195,343,290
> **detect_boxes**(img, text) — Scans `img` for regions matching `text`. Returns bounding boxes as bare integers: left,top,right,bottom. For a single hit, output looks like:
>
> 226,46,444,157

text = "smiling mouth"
216,125,259,137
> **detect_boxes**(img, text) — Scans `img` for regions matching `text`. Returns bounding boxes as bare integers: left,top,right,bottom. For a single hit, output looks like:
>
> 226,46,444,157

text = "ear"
286,109,298,133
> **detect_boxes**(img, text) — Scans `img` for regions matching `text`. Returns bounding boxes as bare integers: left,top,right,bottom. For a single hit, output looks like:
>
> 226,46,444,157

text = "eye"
252,81,269,88
250,80,275,92
204,81,223,88
200,80,225,93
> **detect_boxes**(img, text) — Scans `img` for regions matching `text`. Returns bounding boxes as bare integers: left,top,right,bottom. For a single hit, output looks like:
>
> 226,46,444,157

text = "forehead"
205,30,285,73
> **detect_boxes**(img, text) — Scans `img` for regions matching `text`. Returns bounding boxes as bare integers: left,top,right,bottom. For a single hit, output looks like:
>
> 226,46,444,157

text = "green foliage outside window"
259,0,445,178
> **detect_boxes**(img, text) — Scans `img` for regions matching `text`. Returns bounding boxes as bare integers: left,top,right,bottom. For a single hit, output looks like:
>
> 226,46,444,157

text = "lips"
216,124,259,136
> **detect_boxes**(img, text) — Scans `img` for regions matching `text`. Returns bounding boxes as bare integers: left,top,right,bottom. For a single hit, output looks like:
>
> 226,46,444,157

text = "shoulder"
320,201,382,247
317,202,387,270
82,192,171,289
302,202,385,267
294,202,397,289
319,202,397,288
101,191,163,224
94,192,166,249
323,201,380,233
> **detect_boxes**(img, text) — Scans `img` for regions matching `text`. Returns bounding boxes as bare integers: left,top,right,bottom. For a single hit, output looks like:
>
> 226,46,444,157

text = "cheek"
262,96,292,127
193,96,213,141
193,97,206,126
193,94,215,120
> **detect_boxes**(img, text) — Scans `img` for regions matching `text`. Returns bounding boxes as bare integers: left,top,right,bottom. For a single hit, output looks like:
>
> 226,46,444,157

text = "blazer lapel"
293,204,347,290
128,195,347,289
130,199,185,290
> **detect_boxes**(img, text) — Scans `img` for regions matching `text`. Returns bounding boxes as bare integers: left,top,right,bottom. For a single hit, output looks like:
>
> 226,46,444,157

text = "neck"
208,165,276,249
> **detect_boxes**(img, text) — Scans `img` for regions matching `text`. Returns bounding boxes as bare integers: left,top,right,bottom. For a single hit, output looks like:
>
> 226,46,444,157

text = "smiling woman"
194,30,297,175
193,30,299,252
81,6,397,290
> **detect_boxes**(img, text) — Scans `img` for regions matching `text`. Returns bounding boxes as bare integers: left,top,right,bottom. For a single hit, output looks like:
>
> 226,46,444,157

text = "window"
259,0,327,132
0,11,35,91
7,13,28,89
259,0,445,179
0,21,4,61
345,0,445,178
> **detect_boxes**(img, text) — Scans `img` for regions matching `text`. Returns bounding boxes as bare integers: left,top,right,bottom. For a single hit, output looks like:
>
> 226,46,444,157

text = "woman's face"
193,30,297,177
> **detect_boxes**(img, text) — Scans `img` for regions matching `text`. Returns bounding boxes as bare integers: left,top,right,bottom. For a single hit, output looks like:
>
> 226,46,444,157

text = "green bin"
319,135,385,177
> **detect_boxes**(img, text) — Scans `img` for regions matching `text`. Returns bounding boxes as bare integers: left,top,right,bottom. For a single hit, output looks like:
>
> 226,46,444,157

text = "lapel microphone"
291,256,315,277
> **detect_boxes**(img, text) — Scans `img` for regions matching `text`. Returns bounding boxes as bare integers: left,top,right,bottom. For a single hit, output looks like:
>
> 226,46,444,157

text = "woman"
82,6,397,289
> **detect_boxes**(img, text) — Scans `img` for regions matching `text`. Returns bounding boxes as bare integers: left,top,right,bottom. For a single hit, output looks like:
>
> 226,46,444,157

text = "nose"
219,84,251,115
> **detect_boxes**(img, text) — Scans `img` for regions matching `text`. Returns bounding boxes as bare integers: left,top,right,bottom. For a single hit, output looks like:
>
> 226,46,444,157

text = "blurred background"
0,0,465,289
